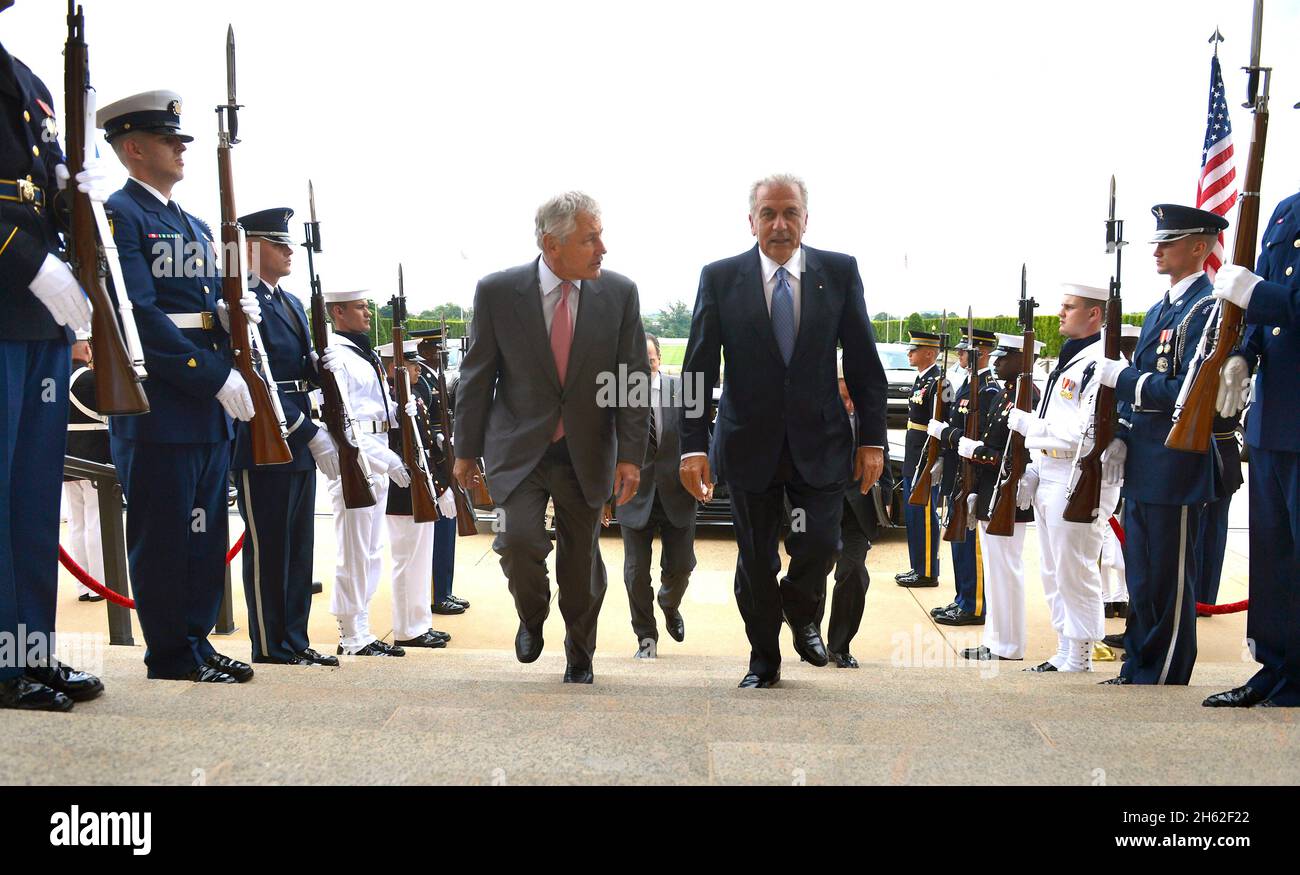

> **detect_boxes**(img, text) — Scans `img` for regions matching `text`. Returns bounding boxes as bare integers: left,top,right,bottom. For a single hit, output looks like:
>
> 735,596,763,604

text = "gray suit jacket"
616,373,696,530
453,257,651,509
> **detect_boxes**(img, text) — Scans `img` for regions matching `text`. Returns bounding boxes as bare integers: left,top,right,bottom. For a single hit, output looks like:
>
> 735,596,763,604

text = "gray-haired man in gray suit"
453,192,650,684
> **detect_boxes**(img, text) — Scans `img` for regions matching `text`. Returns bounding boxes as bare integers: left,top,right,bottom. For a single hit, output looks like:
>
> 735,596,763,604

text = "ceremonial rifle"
390,268,441,523
1063,177,1123,522
907,313,950,506
303,181,375,508
986,265,1036,536
942,307,979,542
430,318,480,536
1167,0,1270,452
63,2,149,414
216,25,291,464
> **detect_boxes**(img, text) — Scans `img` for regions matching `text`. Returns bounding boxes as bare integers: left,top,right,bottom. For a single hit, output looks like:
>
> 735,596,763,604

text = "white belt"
355,420,390,434
68,423,108,432
167,312,216,330
1039,449,1071,460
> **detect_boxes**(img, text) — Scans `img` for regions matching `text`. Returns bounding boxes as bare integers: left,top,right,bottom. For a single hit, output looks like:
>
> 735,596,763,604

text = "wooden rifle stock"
1062,295,1121,523
908,378,946,506
1166,111,1268,452
63,3,149,415
391,306,441,523
310,288,374,508
986,329,1035,536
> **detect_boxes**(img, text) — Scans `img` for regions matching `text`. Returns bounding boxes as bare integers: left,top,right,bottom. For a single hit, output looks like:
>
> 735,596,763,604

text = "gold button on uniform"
1273,327,1282,336
31,145,39,157
187,358,198,368
23,110,31,122
1294,238,1300,248
1287,266,1294,277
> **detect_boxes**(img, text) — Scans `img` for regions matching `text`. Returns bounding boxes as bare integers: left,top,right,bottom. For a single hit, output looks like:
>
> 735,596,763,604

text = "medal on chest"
1060,378,1075,401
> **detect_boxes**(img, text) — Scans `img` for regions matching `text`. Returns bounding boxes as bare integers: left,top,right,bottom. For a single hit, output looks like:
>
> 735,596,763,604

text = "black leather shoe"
562,665,594,684
895,569,917,583
930,601,958,617
185,666,238,683
447,594,470,608
788,621,829,667
394,630,448,649
337,641,405,657
934,606,985,626
738,672,780,688
432,599,466,615
1202,685,1266,708
515,623,543,663
0,677,74,711
252,654,315,666
830,651,859,668
205,653,254,683
296,648,340,667
897,574,939,588
1099,675,1132,685
429,629,451,643
25,662,104,702
78,593,105,603
961,646,1020,661
663,608,685,642
1102,633,1125,649
1024,661,1058,673
311,580,324,595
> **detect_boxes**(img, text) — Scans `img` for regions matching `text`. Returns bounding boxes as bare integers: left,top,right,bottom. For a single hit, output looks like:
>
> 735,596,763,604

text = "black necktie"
646,403,658,463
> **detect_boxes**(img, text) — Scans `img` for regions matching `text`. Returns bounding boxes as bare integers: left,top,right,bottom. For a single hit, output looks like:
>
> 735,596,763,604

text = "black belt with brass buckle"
0,178,44,209
276,380,311,394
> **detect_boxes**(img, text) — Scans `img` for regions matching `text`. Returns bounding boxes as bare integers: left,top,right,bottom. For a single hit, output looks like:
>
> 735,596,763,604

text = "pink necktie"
550,281,574,441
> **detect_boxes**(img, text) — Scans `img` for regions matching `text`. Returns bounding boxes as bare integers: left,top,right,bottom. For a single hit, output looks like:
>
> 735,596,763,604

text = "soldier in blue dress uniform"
0,11,105,710
1095,204,1224,686
895,330,943,588
1204,186,1300,708
231,208,340,667
98,90,262,683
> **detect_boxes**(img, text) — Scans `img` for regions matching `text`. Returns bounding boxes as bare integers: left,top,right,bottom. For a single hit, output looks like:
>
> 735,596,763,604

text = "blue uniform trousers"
0,340,69,680
1244,448,1300,706
234,467,316,662
111,436,229,678
432,515,457,603
1197,494,1233,606
901,472,940,579
951,523,983,615
1120,500,1202,685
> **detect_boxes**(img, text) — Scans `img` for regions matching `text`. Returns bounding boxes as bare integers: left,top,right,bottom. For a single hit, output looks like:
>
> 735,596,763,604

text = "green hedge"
374,318,468,346
871,314,1147,358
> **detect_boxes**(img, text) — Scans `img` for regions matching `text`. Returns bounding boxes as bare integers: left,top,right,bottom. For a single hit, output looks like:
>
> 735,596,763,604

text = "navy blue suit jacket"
680,244,887,491
1115,274,1217,505
230,280,319,471
1241,191,1300,453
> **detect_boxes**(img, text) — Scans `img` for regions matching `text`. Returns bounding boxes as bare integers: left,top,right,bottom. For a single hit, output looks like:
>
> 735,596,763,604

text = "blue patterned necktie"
772,266,795,364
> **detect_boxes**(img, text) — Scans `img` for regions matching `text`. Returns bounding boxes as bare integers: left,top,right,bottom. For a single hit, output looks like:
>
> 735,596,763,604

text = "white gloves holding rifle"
1212,264,1263,310
216,369,255,421
29,255,91,332
1216,355,1251,418
369,446,411,488
1096,357,1128,389
1016,464,1039,510
308,430,340,479
54,159,111,204
926,419,946,440
216,288,262,331
1101,438,1127,484
957,436,982,459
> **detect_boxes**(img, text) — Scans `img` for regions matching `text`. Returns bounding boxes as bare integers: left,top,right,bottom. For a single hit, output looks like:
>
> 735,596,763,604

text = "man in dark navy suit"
1095,204,1223,686
1204,186,1300,708
1,11,104,710
679,174,887,688
231,208,340,667
99,90,262,683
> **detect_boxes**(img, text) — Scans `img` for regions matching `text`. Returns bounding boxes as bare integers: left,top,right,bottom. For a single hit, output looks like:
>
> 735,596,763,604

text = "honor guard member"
926,326,999,625
231,208,339,667
377,342,452,650
1007,285,1119,673
318,290,411,656
98,90,260,683
1095,205,1223,686
1204,186,1300,708
64,333,110,601
1,17,104,710
1100,323,1142,626
411,328,468,616
896,330,943,588
959,332,1043,661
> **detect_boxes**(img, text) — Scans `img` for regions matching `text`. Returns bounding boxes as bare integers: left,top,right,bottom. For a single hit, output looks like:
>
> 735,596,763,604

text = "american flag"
1196,55,1237,278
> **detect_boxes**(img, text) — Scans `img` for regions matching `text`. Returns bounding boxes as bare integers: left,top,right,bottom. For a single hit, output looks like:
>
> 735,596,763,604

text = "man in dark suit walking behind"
680,174,887,688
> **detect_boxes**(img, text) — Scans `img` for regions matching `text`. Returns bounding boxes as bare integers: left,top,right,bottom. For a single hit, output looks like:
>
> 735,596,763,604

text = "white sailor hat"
97,90,193,142
1121,323,1142,339
322,289,369,304
991,332,1046,357
1061,283,1108,303
376,342,417,361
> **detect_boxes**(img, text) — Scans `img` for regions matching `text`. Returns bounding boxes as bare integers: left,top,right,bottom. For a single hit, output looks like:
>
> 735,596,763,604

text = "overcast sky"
7,0,1300,323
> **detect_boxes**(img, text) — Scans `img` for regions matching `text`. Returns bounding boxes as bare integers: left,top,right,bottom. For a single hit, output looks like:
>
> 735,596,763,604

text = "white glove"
28,254,91,332
958,436,982,459
216,369,255,421
55,159,111,203
404,398,418,419
927,456,943,486
1216,355,1251,418
1017,464,1039,510
368,446,411,488
437,487,457,519
1101,438,1127,484
1212,264,1263,310
216,288,263,331
966,492,977,520
926,419,946,440
307,430,340,479
1096,357,1128,389
320,346,345,374
1006,407,1032,436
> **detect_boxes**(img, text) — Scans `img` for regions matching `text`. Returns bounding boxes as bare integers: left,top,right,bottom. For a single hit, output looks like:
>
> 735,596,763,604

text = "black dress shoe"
930,601,958,617
895,569,917,583
1202,685,1266,708
429,629,451,642
934,606,985,626
562,665,594,684
738,672,780,688
1102,633,1125,649
447,594,470,608
897,573,939,588
311,580,324,595
0,677,74,711
296,648,340,667
830,652,859,668
78,593,105,603
252,655,315,666
431,599,466,615
205,653,254,683
788,620,829,667
1024,661,1058,672
961,646,1020,661
394,630,449,649
337,641,405,657
515,623,543,663
1099,675,1132,685
186,666,238,683
25,662,104,702
663,608,685,642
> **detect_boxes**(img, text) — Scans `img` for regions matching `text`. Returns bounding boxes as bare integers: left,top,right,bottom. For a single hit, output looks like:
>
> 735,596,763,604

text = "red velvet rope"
58,532,246,611
1107,515,1247,615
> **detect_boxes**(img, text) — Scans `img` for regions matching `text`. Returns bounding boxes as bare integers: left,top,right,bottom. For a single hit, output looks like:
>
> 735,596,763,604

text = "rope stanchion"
58,530,246,612
1107,514,1247,615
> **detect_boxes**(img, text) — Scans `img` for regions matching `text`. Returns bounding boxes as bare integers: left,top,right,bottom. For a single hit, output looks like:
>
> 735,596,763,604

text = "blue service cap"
1149,203,1228,243
240,207,296,244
